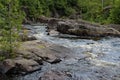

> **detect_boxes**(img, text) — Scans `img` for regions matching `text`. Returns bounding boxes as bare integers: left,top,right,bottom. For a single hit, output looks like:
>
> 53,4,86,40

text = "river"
2,24,120,80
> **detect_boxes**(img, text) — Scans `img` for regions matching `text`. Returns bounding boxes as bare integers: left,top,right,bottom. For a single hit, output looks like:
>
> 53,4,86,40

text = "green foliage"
20,0,42,20
20,0,81,18
78,0,113,24
109,0,120,24
17,0,117,24
0,0,24,59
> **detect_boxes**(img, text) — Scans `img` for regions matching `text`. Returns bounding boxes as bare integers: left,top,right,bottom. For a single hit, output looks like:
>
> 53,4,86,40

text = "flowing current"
6,25,120,80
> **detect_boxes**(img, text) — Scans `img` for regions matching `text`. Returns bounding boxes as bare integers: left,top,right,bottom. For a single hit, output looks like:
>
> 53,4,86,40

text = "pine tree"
0,0,24,59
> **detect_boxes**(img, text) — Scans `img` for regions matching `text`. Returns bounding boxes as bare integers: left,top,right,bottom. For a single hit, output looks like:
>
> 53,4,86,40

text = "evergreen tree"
0,0,24,59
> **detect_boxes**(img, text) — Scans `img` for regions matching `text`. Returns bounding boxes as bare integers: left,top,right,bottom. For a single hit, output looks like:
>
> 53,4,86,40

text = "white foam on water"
32,25,120,65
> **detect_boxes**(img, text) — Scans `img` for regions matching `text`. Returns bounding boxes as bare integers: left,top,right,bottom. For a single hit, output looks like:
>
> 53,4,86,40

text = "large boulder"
56,20,120,38
0,59,15,74
40,17,120,38
18,40,74,63
0,59,41,74
37,16,49,23
14,59,40,73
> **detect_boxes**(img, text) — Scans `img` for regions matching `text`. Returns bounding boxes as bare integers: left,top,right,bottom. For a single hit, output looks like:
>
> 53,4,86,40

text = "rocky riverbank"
0,40,74,75
37,17,120,38
0,23,73,76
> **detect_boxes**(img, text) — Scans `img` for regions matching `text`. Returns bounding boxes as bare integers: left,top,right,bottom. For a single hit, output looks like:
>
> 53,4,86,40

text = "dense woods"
19,0,117,24
0,0,120,25
0,0,120,59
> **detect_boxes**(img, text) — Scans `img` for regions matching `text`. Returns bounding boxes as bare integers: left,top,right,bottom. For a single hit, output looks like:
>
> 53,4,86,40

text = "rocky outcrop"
37,17,120,38
18,40,73,63
57,21,120,38
0,40,73,74
0,59,41,74
37,17,61,30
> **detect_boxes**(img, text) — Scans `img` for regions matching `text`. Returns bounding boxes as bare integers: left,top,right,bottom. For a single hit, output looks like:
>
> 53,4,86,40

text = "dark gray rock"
56,20,120,38
0,59,41,74
38,17,120,38
0,59,15,74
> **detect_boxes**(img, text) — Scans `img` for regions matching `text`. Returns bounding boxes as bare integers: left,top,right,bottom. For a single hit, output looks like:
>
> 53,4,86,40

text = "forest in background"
19,0,119,24
0,0,120,25
0,0,120,60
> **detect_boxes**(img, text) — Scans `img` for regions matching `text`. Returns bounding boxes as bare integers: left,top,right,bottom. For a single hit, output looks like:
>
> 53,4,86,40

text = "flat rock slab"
0,40,73,74
18,40,74,63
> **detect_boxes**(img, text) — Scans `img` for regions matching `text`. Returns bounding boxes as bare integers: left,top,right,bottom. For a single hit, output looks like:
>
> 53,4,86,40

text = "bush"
109,0,120,24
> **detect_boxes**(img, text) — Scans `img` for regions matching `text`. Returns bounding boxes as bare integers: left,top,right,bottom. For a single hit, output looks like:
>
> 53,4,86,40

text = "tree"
20,0,43,21
0,0,24,59
109,0,120,24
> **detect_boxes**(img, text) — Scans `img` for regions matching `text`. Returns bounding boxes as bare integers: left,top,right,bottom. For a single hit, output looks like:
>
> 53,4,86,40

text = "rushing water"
3,24,120,80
